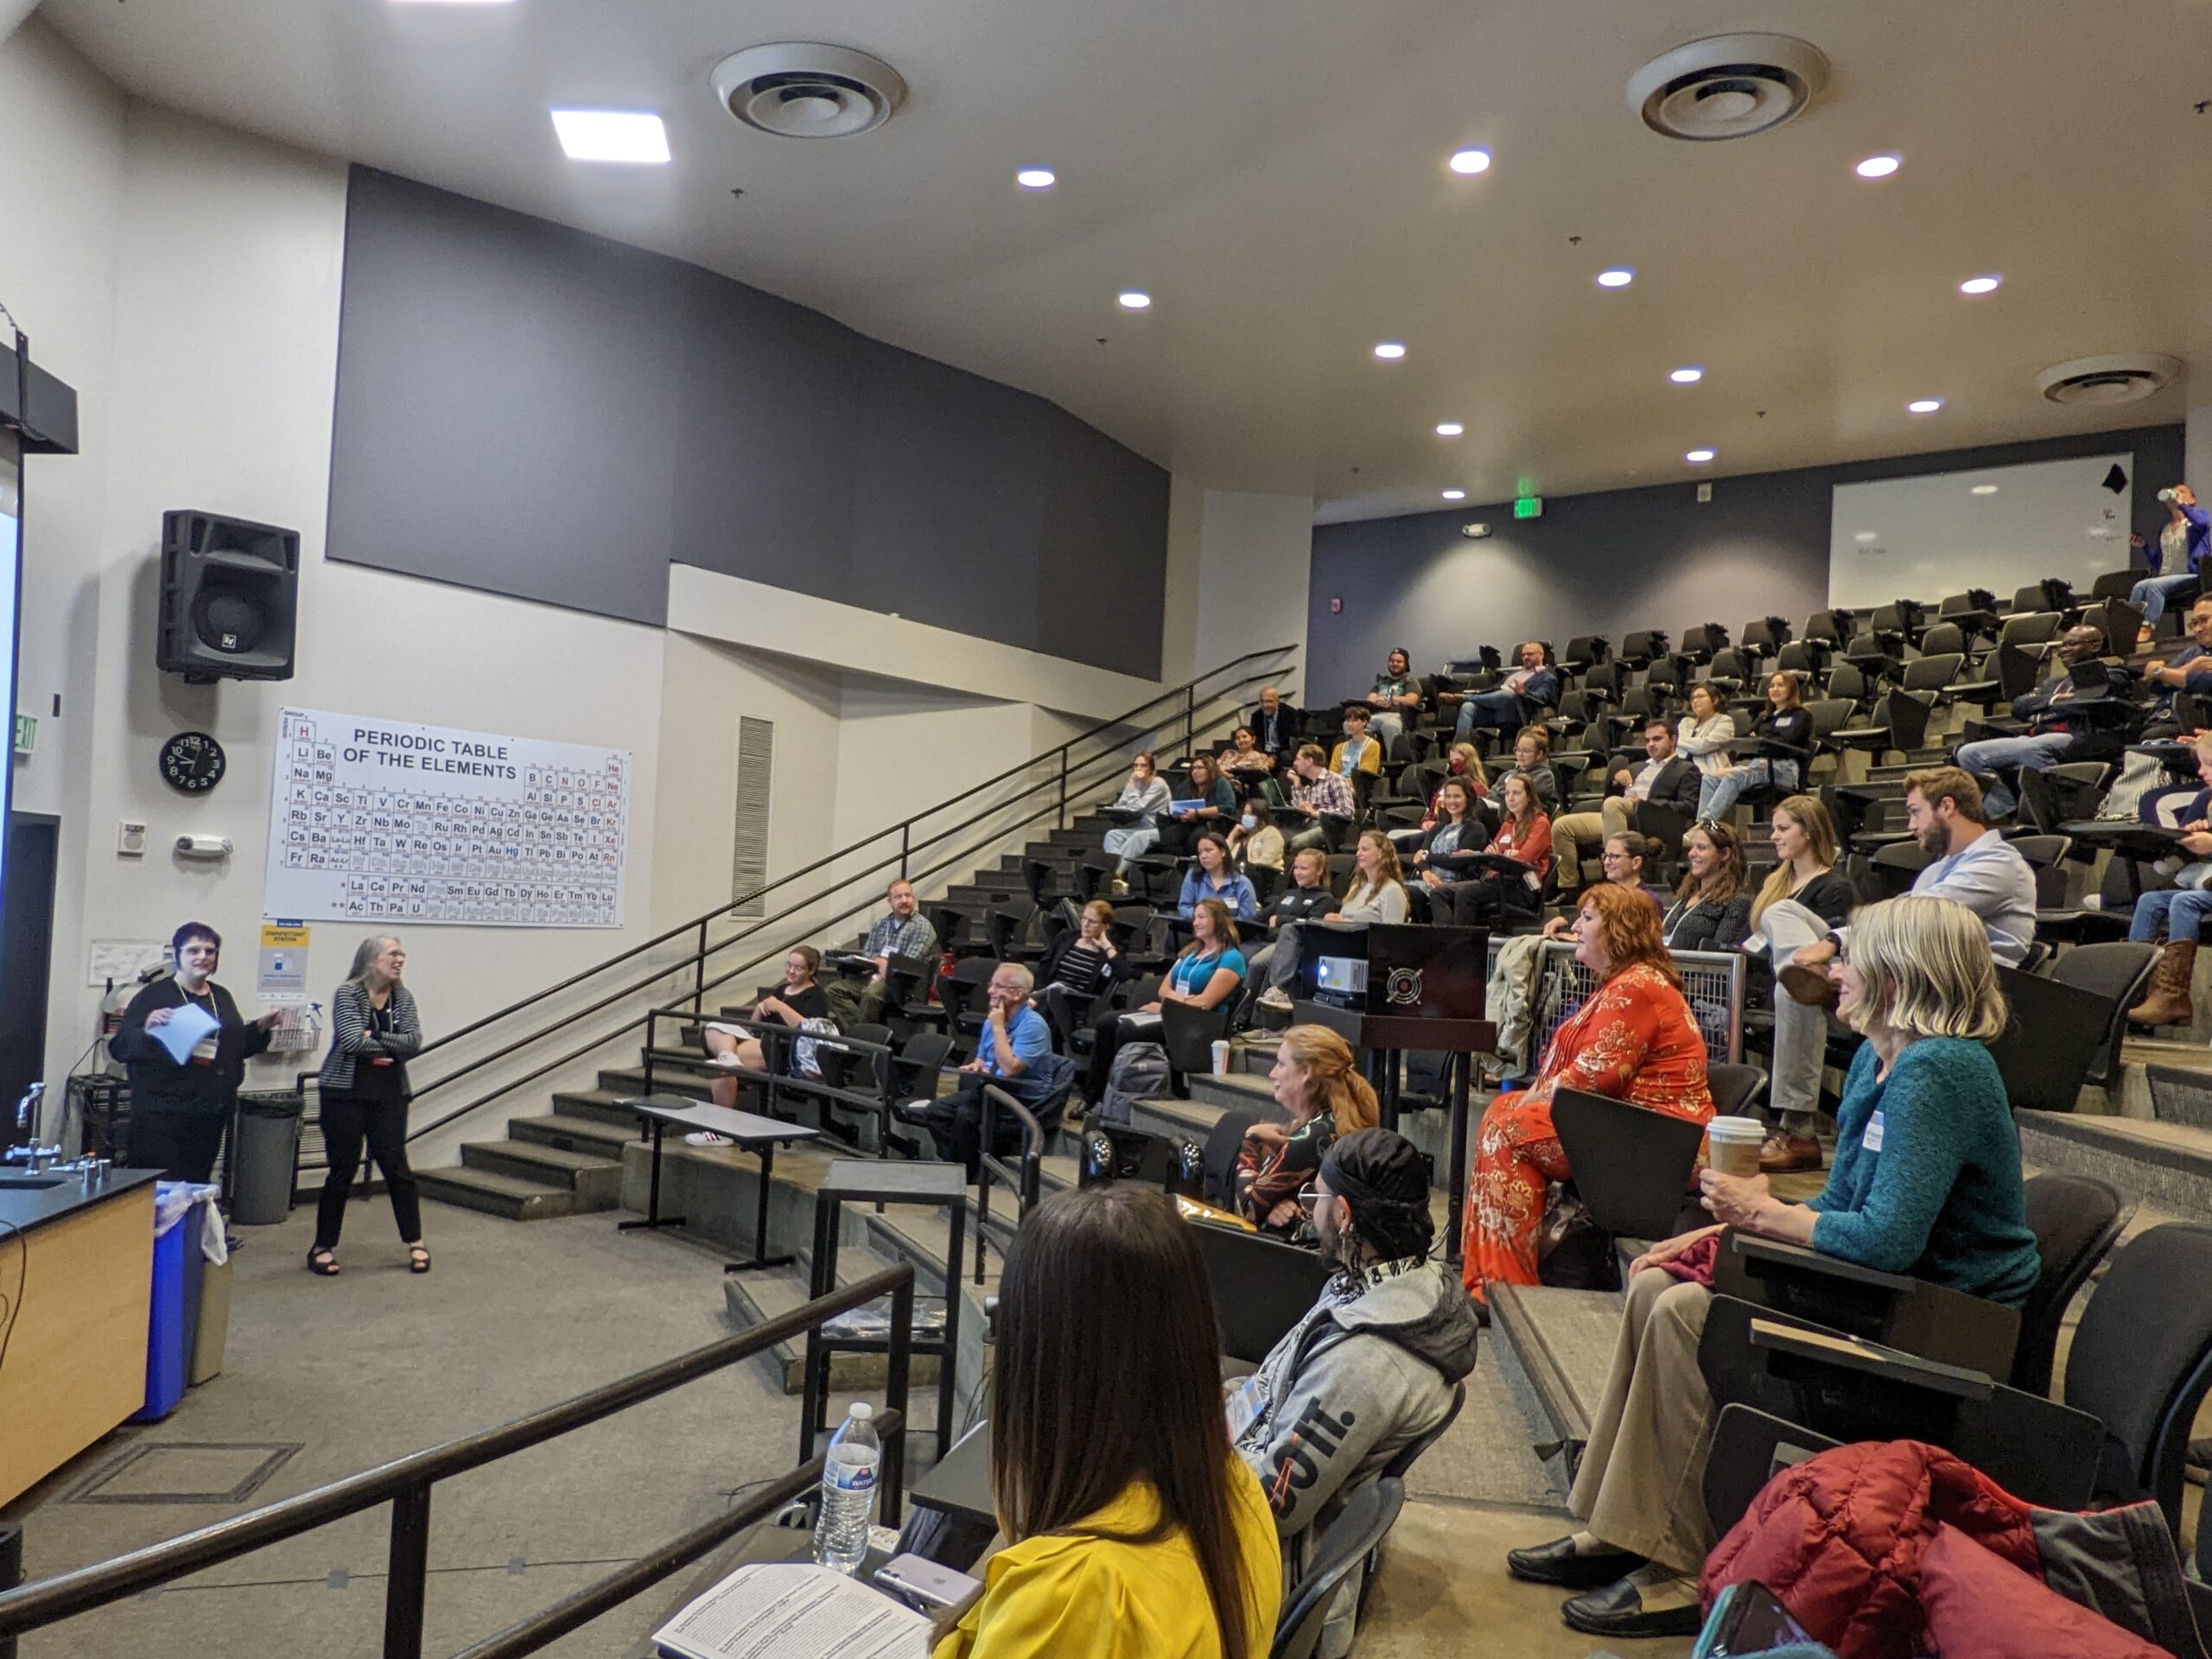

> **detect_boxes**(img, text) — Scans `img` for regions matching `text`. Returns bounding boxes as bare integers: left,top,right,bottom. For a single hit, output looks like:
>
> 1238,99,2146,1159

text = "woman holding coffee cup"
1501,894,2040,1642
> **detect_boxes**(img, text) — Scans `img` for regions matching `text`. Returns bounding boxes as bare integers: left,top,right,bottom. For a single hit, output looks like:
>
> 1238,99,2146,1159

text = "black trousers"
314,1091,423,1249
919,1080,1052,1179
127,1109,226,1184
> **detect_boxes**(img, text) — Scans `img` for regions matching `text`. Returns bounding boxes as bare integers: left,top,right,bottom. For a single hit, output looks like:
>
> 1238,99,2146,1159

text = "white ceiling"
39,0,2212,521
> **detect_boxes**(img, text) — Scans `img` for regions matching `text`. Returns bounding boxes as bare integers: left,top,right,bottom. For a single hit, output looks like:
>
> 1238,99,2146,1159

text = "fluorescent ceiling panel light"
550,109,670,163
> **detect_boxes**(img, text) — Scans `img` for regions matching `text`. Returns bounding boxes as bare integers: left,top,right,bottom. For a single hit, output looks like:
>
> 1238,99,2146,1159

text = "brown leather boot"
2127,939,2198,1028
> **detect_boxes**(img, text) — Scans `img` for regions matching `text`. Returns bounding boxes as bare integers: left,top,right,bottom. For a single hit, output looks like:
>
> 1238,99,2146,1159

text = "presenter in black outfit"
109,922,282,1182
310,936,428,1276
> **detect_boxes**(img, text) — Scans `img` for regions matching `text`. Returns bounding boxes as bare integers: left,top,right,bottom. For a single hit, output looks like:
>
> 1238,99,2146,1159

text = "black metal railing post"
899,821,911,880
1183,683,1197,755
692,920,707,1014
382,1482,431,1659
882,1274,914,1526
1057,747,1069,831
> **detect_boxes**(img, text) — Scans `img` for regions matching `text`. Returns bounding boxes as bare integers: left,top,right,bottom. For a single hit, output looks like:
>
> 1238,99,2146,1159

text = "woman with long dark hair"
935,1185,1280,1658
310,936,428,1275
1661,820,1751,951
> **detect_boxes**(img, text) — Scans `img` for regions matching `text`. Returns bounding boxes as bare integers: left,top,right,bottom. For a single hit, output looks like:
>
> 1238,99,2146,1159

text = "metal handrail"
0,1264,917,1655
381,647,1296,1147
973,1082,1045,1283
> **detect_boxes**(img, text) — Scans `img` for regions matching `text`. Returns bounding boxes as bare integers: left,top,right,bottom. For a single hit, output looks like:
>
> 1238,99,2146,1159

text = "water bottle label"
828,1460,877,1494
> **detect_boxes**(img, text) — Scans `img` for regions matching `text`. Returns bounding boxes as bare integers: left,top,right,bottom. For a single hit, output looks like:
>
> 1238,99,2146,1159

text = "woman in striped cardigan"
311,936,428,1276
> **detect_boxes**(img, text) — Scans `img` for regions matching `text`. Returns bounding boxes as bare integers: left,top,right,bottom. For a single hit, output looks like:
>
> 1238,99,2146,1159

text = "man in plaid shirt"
1287,744,1356,852
830,879,939,1024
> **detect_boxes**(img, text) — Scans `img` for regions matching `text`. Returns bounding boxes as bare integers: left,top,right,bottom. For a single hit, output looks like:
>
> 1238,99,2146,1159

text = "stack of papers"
654,1562,932,1659
152,1003,220,1065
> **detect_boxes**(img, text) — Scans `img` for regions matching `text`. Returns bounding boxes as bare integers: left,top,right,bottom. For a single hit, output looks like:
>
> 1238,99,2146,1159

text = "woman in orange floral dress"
1463,881,1713,1297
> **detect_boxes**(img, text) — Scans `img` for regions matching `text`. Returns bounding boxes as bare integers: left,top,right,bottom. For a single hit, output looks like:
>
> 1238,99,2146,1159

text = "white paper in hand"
653,1562,931,1659
151,1002,221,1065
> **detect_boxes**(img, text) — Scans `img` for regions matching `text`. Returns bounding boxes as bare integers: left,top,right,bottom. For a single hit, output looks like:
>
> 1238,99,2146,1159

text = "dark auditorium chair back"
1549,1088,1707,1242
1271,1478,1406,1659
1187,1218,1336,1365
1986,965,2110,1115
2013,1173,2130,1399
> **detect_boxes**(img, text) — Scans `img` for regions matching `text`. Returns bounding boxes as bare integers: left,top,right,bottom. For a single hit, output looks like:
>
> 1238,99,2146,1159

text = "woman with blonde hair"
1342,830,1410,922
1698,671,1810,822
1745,797,1857,1173
1503,894,2035,1641
1236,1026,1381,1233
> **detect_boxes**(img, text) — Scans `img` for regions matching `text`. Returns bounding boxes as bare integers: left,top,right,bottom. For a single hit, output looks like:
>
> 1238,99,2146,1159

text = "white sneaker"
683,1131,731,1147
709,1052,744,1069
1257,986,1294,1013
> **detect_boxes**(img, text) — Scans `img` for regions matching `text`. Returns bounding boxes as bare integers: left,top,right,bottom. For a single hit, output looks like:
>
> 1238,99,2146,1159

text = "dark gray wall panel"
328,167,683,625
1037,407,1174,678
327,167,1168,673
1308,423,2186,702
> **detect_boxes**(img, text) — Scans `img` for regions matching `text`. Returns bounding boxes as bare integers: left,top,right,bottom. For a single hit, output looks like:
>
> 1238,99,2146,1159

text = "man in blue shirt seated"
1454,640,1560,736
901,961,1071,1178
2140,597,2212,737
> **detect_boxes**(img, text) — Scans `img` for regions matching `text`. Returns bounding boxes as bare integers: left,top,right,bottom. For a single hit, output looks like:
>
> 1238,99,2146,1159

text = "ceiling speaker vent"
1627,34,1828,142
2033,353,2182,407
711,43,906,139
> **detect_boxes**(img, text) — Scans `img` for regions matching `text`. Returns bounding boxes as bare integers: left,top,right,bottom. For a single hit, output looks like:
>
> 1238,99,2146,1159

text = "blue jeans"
1697,758,1800,822
2130,887,2212,944
1953,731,2076,817
2132,574,2198,628
1103,824,1159,873
1456,690,1527,735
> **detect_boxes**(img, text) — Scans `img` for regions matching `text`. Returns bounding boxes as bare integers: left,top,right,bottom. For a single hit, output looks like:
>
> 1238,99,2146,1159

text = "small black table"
619,1095,821,1272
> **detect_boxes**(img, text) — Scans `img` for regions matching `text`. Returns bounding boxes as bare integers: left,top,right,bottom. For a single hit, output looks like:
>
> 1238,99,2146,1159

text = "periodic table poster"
264,708,632,928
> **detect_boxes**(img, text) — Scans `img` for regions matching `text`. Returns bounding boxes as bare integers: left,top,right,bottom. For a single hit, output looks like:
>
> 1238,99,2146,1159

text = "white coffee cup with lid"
1705,1116,1766,1179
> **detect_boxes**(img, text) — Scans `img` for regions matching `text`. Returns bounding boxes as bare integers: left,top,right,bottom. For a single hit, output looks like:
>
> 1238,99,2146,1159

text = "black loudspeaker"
156,510,299,683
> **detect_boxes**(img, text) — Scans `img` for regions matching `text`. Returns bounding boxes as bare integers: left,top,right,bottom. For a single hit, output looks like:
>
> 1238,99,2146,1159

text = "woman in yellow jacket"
932,1185,1281,1659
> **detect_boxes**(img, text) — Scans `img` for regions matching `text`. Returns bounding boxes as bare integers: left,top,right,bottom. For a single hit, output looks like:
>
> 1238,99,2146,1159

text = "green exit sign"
11,714,32,757
1514,495,1543,520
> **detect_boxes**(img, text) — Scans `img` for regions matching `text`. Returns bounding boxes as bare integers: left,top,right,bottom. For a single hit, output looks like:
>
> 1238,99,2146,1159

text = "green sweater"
1806,1038,2040,1307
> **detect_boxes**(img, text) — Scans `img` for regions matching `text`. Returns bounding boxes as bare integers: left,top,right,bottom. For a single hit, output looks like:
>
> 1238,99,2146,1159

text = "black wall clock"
160,730,227,794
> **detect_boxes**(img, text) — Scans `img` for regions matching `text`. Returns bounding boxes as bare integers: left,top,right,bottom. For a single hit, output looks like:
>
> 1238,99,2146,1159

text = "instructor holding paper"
110,922,281,1181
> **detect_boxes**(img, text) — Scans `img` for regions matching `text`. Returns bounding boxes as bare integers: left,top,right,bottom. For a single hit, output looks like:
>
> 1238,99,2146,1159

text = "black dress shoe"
1560,1573,1706,1639
1504,1536,1644,1589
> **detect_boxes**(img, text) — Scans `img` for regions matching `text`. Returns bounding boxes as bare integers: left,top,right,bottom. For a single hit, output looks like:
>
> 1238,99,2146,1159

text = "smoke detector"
2033,353,2182,406
710,43,906,139
1627,35,1829,142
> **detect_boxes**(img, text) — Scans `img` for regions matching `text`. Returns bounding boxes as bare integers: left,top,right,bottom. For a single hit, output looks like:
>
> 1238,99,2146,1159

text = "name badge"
1861,1109,1885,1154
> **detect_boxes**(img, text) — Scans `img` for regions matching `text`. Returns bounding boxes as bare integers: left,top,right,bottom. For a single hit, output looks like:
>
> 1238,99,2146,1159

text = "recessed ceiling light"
1441,489,1467,500
550,110,670,164
1669,365,1704,385
1015,167,1056,189
1685,448,1715,464
1958,275,2001,296
1596,267,1635,289
1854,153,1902,179
1906,397,1943,414
1435,422,1464,437
1117,290,1152,310
395,0,517,5
1373,341,1407,359
1854,531,1878,543
1447,147,1492,175
1971,484,1999,495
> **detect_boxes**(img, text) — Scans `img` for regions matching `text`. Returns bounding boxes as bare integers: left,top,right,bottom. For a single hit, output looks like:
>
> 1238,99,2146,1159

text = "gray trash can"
231,1091,303,1225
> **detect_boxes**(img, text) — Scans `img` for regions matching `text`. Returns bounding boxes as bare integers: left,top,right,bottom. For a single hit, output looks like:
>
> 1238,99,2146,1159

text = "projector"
1459,522,1494,540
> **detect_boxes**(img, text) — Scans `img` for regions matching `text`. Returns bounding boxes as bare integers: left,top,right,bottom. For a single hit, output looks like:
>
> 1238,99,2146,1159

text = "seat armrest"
1748,1318,1997,1401
1727,1230,1916,1293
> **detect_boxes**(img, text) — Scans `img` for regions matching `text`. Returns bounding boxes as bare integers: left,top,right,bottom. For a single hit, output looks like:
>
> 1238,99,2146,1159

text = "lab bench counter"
0,1168,164,1507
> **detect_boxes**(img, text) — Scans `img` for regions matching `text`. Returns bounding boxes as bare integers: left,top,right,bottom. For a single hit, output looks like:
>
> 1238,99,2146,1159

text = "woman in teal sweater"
1504,894,2039,1642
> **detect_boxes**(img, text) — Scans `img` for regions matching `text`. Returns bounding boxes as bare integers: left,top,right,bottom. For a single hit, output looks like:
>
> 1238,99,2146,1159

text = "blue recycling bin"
133,1214,190,1422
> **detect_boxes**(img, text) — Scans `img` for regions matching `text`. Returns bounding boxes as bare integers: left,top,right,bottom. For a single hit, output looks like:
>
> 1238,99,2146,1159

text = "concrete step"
550,1089,659,1132
1187,1071,1288,1119
512,1110,635,1159
1487,1282,1624,1470
417,1162,579,1221
598,1065,715,1103
2145,1062,2212,1133
719,1244,945,1395
2016,1110,2212,1220
458,1138,623,1208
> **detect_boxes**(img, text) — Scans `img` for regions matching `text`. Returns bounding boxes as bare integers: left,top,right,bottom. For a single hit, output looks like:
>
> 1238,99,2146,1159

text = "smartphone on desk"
874,1554,982,1619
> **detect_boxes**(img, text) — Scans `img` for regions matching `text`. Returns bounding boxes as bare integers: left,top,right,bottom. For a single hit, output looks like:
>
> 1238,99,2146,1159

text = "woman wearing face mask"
1433,742,1491,814
1662,822,1751,951
1227,800,1285,876
310,936,429,1276
1178,831,1261,920
110,922,283,1181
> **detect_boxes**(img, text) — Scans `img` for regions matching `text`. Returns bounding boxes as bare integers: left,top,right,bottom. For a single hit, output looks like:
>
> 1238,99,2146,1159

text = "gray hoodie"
1230,1255,1480,1545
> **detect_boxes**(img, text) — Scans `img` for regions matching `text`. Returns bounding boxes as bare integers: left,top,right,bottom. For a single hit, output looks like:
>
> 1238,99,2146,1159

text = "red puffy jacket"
1703,1440,2202,1659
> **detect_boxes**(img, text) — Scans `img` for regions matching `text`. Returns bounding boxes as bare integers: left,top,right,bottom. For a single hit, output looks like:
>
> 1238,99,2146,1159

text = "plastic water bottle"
811,1402,881,1574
